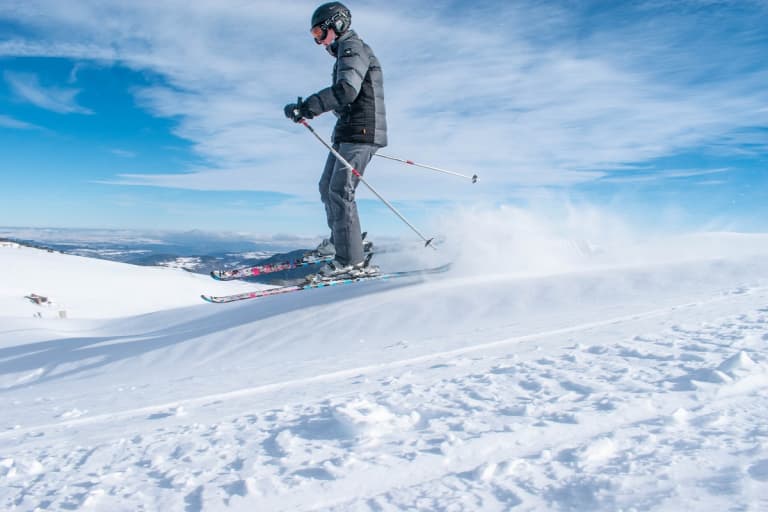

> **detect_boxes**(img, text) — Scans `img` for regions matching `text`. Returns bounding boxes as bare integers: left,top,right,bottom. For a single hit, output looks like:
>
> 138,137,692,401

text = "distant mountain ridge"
0,232,316,283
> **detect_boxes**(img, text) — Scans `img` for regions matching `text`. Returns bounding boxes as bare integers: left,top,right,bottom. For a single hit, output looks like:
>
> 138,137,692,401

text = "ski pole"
375,153,478,184
297,118,436,249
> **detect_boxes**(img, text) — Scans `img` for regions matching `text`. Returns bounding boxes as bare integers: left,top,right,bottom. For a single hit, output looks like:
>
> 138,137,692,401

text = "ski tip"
201,294,215,303
210,271,222,281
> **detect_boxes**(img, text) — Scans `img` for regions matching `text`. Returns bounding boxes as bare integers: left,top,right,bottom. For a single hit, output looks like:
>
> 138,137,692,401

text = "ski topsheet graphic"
202,264,450,304
210,254,334,281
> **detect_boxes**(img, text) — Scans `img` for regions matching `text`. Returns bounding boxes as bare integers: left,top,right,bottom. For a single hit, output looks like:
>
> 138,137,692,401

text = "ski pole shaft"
375,153,478,183
299,119,436,249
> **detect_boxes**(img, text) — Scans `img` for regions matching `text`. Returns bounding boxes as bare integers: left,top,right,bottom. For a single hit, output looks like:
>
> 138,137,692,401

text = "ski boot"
307,253,379,283
302,232,373,263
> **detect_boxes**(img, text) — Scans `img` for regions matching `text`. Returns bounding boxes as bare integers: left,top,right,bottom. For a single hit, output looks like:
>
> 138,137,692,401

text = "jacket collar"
327,29,357,57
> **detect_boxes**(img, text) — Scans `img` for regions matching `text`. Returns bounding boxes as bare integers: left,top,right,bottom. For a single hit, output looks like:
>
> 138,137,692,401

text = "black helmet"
311,2,351,35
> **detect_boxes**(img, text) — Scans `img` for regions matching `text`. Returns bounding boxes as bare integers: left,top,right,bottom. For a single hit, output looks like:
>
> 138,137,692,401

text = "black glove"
284,101,304,123
284,96,322,123
285,96,316,123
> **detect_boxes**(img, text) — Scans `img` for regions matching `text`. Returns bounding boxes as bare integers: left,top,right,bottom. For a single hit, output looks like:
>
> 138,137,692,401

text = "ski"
201,263,451,304
210,254,334,281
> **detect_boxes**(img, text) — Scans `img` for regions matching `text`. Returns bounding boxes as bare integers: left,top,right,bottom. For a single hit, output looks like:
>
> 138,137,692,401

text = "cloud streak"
4,70,93,114
111,149,137,158
0,114,38,130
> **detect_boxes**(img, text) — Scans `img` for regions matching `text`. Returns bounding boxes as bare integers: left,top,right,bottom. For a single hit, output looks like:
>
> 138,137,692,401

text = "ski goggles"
311,25,328,44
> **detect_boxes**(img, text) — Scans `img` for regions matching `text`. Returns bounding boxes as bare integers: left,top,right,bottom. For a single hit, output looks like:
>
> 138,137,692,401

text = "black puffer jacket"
303,30,387,147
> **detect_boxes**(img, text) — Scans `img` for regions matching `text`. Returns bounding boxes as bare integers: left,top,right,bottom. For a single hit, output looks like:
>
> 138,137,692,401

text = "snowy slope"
0,245,261,319
2,235,768,511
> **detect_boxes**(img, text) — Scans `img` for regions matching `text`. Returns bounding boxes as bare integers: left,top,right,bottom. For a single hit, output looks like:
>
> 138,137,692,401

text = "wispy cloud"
599,167,732,184
4,70,93,114
0,114,38,130
111,149,137,158
1,0,766,201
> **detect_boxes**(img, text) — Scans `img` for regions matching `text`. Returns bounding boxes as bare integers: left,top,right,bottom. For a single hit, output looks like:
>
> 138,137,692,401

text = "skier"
284,2,387,280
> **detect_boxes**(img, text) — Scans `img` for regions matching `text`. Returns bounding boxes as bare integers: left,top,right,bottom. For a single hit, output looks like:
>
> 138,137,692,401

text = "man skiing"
284,2,387,280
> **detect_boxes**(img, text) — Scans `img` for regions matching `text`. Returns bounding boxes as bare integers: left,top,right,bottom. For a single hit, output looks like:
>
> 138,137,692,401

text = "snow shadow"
0,276,422,392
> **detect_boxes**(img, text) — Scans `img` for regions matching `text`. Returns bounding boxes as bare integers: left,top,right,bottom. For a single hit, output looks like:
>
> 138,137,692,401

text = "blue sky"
0,0,766,237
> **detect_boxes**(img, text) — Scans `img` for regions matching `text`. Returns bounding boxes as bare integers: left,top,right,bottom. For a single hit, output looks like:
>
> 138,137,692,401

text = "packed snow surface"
2,230,768,511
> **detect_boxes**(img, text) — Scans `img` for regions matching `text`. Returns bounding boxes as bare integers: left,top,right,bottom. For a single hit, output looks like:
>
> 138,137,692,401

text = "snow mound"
333,399,420,444
718,350,757,375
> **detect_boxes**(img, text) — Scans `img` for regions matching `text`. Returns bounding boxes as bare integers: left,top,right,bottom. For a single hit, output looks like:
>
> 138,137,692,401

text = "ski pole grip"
293,97,303,119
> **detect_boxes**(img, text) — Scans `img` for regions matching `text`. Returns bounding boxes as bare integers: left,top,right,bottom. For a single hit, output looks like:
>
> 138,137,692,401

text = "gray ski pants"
319,142,379,266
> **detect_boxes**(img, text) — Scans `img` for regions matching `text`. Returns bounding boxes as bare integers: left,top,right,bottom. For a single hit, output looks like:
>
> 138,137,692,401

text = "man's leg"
318,149,337,240
327,143,378,266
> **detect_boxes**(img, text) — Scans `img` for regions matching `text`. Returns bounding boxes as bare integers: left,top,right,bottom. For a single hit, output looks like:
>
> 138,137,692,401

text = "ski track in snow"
3,291,768,510
0,286,761,438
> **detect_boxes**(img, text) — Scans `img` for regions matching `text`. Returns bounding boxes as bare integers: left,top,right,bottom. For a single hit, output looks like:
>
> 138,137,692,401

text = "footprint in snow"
519,379,543,392
560,380,593,396
292,467,335,481
543,412,579,424
490,365,517,375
